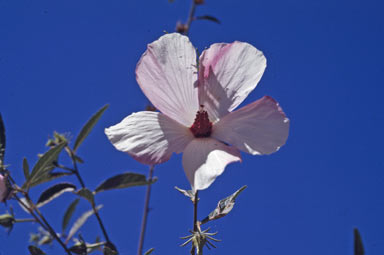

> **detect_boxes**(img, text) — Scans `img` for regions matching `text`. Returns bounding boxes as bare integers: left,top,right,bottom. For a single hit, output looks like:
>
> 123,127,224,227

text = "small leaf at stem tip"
28,245,46,255
201,185,247,224
354,228,365,255
76,188,95,205
0,113,6,165
104,243,118,255
27,142,67,188
73,104,109,152
144,248,155,255
36,182,76,208
23,157,30,180
26,172,73,189
66,205,103,243
195,15,221,24
94,172,156,193
175,186,195,200
62,198,80,232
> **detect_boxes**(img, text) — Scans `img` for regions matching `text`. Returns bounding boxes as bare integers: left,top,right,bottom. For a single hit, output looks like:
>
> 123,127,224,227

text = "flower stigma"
189,105,212,138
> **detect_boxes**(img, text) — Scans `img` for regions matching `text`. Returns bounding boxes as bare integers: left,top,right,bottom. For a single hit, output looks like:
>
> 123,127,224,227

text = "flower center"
190,107,212,138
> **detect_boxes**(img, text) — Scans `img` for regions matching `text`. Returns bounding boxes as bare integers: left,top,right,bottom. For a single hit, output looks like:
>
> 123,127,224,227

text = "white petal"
182,138,241,190
198,41,266,122
212,96,289,155
136,33,199,126
105,111,193,165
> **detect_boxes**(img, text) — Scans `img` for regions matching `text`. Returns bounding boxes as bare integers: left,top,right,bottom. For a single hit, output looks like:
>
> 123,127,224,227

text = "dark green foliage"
73,105,109,152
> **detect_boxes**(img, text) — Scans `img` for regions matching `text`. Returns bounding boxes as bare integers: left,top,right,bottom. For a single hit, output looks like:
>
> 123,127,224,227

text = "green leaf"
76,188,94,205
66,205,103,243
28,245,46,255
62,198,80,232
354,228,365,255
144,248,155,255
73,104,109,152
95,172,156,193
69,242,87,254
0,113,6,165
195,15,221,24
23,158,30,180
27,143,66,188
27,172,73,188
104,246,118,255
36,183,76,208
201,185,247,224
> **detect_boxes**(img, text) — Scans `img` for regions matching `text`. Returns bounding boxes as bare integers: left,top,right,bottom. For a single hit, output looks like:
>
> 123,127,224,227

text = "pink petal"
105,111,194,165
136,33,199,127
198,41,266,122
212,96,289,155
182,138,241,190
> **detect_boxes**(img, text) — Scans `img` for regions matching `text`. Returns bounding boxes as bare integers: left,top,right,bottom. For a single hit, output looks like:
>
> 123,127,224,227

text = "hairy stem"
184,0,197,36
137,165,155,255
191,191,199,255
67,147,111,243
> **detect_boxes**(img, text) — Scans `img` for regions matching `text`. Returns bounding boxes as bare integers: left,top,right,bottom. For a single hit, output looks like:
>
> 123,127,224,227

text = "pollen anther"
190,110,212,138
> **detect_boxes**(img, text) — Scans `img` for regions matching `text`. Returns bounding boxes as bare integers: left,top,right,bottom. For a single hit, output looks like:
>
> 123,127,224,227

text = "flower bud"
0,174,7,202
0,214,15,228
194,0,204,4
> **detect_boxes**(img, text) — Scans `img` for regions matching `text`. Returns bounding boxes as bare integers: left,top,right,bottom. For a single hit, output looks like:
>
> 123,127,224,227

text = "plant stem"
67,147,111,243
191,191,199,255
137,165,155,255
184,0,197,36
24,194,72,255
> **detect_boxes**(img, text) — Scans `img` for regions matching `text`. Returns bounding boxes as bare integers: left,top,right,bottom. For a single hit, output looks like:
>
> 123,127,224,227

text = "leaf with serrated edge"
144,248,155,255
354,228,365,255
95,172,155,193
201,185,247,224
66,205,103,243
28,245,46,255
76,188,94,205
28,143,66,187
23,157,29,180
0,114,6,164
62,198,80,232
36,183,76,208
73,105,109,152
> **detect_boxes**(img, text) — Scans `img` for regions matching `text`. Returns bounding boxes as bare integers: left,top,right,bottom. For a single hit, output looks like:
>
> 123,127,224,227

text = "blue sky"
1,0,384,254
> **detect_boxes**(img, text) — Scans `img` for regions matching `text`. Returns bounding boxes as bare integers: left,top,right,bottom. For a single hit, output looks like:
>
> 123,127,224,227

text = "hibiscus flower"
105,33,289,190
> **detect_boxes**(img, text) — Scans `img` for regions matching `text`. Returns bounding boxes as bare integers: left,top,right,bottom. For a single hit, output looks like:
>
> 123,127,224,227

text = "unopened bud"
194,0,204,5
0,214,15,228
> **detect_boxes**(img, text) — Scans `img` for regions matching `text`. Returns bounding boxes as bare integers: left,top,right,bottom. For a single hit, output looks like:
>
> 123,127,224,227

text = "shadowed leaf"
95,172,156,193
354,228,365,255
0,114,5,165
76,188,94,205
73,105,109,152
27,143,66,188
36,183,76,208
144,248,155,255
66,205,103,243
28,172,73,188
62,198,80,232
195,15,221,24
104,246,118,255
23,158,29,180
201,185,247,224
28,245,46,255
